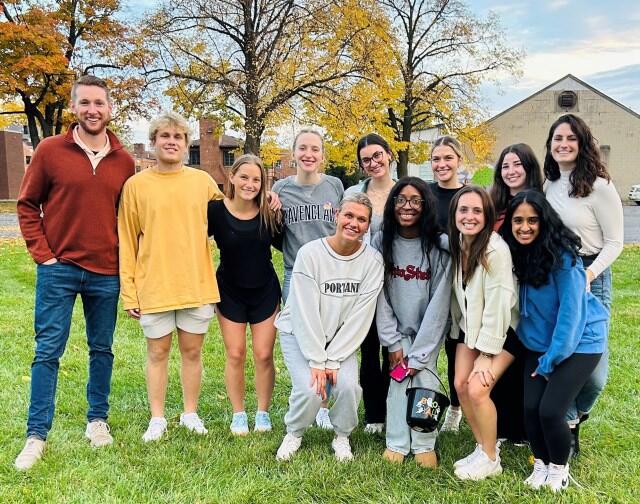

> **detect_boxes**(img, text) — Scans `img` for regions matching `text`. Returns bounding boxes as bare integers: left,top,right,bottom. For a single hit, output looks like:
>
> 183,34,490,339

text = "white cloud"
546,0,570,10
518,28,640,87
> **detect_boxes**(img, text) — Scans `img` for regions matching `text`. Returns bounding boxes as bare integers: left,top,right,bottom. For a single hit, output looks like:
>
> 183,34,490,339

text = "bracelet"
480,352,494,359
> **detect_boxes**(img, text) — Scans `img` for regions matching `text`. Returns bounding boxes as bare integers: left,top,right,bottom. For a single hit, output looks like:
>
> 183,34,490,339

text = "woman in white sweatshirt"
274,193,384,462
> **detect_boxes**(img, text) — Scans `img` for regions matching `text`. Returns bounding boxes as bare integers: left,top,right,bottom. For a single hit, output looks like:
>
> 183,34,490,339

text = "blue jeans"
27,262,119,440
566,266,612,423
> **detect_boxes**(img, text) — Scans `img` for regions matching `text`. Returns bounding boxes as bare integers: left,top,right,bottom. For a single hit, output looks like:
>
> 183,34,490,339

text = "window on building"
223,150,235,166
274,160,282,170
289,160,296,169
189,146,200,166
600,145,610,166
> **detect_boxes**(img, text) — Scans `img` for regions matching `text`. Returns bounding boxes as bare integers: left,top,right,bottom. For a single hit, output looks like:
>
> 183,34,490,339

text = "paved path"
624,205,640,244
1,208,639,242
0,213,20,240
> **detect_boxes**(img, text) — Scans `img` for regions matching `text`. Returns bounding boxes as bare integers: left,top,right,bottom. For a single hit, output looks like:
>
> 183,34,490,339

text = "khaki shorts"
139,304,215,339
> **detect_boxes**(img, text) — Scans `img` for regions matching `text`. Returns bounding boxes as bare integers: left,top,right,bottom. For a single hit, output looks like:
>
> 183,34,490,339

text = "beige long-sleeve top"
450,232,519,355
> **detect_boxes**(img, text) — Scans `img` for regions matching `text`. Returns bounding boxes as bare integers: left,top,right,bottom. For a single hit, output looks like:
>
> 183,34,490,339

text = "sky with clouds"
472,0,640,115
126,0,640,143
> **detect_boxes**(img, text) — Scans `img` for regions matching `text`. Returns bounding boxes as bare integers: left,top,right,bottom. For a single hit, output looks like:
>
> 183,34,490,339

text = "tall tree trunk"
395,92,414,178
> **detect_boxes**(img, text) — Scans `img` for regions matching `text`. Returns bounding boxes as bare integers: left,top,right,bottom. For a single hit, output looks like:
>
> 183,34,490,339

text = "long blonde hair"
227,154,280,234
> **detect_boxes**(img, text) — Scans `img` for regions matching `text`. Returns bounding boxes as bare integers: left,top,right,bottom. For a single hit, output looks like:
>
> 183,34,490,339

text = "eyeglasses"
394,196,424,209
360,150,385,168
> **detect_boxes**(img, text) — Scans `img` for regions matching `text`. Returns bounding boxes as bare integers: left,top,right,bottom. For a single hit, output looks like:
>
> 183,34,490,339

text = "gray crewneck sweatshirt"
373,233,452,370
272,174,344,269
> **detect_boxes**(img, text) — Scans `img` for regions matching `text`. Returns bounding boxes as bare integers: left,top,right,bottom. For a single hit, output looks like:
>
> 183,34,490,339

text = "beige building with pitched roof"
487,74,640,201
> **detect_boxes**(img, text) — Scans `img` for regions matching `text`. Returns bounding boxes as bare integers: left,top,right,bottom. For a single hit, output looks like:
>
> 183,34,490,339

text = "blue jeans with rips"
26,262,119,440
566,266,612,423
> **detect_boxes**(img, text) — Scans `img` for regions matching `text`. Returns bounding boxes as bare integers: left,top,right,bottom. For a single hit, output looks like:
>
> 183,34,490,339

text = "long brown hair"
448,185,496,284
543,114,611,198
490,143,543,214
227,154,280,234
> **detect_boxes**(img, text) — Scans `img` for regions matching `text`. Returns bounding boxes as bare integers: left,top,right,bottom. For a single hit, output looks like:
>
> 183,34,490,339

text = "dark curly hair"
543,114,611,198
380,177,446,280
499,190,581,287
490,143,543,214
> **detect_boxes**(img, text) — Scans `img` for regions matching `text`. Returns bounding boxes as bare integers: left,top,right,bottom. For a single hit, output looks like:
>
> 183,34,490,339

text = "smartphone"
389,359,410,383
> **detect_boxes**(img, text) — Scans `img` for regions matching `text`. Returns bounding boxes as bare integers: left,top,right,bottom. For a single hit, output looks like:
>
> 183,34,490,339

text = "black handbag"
406,367,450,433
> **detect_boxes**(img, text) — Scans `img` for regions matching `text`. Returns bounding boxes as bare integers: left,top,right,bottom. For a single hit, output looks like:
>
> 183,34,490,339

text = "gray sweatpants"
280,332,361,437
386,337,440,455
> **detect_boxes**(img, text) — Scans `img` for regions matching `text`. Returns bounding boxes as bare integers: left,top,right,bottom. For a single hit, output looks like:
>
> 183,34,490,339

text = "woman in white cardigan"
448,186,519,481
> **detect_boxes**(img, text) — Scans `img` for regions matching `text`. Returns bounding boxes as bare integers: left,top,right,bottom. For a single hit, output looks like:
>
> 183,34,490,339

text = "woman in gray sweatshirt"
374,177,452,468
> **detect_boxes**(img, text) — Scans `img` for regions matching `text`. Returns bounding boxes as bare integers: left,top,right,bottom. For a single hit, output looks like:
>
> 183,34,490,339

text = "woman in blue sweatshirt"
500,190,608,492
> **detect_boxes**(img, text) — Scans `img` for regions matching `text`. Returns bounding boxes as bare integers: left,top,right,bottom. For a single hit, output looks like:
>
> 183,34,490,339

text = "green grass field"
0,200,17,213
1,239,638,503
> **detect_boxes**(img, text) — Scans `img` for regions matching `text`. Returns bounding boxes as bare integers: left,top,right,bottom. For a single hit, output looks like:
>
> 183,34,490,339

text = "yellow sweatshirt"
118,166,224,314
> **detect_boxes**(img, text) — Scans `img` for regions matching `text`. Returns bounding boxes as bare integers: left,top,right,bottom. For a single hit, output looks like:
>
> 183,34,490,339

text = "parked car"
630,184,640,205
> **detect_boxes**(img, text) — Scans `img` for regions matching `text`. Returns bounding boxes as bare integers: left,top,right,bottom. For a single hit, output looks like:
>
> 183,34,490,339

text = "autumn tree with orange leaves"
0,0,147,147
138,0,388,155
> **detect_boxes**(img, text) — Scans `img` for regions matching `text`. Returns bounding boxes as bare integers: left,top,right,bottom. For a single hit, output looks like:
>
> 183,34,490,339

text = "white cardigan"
450,232,519,355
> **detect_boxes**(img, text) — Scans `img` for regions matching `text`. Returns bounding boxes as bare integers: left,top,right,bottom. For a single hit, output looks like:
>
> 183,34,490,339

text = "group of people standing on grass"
14,76,623,495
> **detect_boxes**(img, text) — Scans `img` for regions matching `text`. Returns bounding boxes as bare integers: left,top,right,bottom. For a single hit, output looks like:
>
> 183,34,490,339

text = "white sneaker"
142,417,167,442
180,412,208,434
524,458,548,489
364,423,384,434
14,437,46,471
454,443,483,469
454,449,502,480
546,463,570,492
276,433,302,461
331,436,353,462
315,408,333,429
440,407,462,432
85,420,113,447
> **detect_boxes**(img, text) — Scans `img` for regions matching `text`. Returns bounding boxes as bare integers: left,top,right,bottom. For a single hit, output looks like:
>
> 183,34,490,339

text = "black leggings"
444,337,460,407
359,320,390,424
523,350,601,465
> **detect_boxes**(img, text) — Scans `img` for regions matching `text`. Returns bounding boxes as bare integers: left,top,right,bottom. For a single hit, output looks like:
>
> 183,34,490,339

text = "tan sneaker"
15,437,46,470
85,420,113,447
382,448,405,463
414,450,438,468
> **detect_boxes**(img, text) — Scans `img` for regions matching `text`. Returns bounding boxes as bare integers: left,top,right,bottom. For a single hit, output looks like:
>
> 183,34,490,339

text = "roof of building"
487,73,640,123
190,134,242,149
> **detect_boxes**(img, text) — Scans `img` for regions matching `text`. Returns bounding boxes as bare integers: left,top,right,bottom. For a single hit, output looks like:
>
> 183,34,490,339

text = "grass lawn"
1,239,638,503
0,200,17,213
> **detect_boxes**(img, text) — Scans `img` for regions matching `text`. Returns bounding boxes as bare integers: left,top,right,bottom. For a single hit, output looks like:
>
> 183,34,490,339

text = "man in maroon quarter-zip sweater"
14,75,135,471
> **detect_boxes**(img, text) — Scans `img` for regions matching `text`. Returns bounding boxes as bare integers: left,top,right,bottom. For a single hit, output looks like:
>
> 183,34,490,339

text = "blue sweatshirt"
516,253,608,378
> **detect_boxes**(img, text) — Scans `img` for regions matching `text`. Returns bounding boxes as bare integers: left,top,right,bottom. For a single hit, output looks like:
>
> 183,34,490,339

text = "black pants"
444,337,460,408
523,350,601,465
359,320,390,424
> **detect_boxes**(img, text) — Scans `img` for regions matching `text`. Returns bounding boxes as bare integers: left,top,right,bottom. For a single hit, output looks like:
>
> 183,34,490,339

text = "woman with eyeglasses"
374,177,452,468
428,136,465,433
448,186,519,480
345,133,396,434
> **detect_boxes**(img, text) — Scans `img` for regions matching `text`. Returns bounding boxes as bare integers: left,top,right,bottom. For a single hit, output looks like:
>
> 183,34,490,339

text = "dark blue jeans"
27,262,119,440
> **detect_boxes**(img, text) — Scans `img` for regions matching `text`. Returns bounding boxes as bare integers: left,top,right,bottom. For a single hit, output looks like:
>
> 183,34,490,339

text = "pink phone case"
389,360,410,382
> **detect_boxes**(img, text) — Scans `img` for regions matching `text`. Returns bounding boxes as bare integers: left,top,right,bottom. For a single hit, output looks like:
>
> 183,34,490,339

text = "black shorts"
458,327,524,359
216,274,281,324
